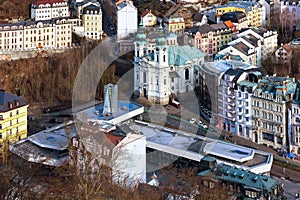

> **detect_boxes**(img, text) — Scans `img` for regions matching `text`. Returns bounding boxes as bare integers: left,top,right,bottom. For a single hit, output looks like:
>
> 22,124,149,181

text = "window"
143,72,146,83
10,112,12,117
164,79,166,85
185,68,189,80
0,115,3,120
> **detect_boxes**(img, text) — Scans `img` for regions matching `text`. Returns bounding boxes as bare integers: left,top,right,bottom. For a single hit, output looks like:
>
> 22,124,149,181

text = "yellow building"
0,89,28,153
164,15,185,34
215,1,263,27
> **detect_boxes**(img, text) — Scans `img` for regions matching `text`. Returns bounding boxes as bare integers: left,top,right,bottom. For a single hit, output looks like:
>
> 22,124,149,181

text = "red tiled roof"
282,44,292,53
34,0,66,6
106,134,123,145
141,9,151,18
224,20,235,29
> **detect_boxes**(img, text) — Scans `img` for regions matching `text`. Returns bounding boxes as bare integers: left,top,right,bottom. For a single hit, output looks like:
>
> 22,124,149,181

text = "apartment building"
185,23,232,56
218,68,261,136
198,61,258,124
252,76,296,149
0,89,28,154
220,11,248,31
218,38,259,67
82,4,102,40
164,15,185,34
217,27,277,67
235,73,261,140
0,18,72,50
238,27,278,58
117,0,138,37
31,0,69,21
215,1,263,27
288,81,300,155
72,1,102,40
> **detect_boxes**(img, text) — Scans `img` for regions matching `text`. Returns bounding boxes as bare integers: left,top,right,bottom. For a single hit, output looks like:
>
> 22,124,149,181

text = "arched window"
185,68,189,80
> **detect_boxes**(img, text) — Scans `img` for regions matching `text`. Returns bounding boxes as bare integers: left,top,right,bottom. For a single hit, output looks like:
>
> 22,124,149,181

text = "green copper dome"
156,37,167,46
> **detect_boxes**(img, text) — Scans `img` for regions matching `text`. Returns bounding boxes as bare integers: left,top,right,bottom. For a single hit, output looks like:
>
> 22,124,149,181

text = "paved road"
273,177,300,200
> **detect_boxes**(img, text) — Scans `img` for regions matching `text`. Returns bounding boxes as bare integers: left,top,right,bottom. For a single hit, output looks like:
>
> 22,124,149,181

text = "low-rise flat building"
0,89,28,154
31,0,69,21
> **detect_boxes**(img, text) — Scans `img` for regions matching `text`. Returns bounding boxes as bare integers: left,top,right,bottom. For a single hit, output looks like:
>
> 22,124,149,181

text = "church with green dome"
133,27,206,105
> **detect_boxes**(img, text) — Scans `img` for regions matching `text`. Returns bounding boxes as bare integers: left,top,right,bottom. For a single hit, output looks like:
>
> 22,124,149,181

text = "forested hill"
0,0,37,21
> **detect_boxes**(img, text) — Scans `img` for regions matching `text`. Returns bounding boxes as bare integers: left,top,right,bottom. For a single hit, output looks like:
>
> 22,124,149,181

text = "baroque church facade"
133,27,206,105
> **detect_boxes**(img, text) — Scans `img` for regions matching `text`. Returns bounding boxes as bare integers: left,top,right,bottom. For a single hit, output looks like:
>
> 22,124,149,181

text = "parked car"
189,118,196,124
292,38,300,45
170,100,181,108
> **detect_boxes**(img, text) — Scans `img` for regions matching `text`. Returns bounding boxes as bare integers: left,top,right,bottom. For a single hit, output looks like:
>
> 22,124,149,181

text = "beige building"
73,1,102,40
164,15,185,34
0,18,72,50
252,77,296,150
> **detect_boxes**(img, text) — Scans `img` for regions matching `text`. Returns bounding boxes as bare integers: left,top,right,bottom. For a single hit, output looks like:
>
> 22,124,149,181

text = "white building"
217,67,261,136
31,0,69,21
234,72,261,140
289,81,300,155
237,27,278,58
134,28,206,105
275,43,293,64
0,18,72,50
117,0,138,38
218,27,277,67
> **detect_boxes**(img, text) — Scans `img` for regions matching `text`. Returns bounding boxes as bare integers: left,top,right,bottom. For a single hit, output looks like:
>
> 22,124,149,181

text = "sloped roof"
192,13,204,22
168,46,205,66
0,90,27,112
241,34,259,47
220,11,246,23
224,20,235,29
282,44,292,53
141,9,152,18
233,41,251,55
34,0,66,6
